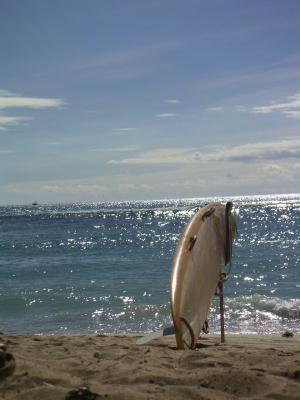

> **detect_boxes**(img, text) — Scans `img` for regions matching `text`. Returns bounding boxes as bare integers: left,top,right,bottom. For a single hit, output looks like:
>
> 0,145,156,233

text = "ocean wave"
225,294,299,320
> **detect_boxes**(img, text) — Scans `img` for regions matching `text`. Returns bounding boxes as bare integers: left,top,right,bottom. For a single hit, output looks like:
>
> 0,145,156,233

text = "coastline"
0,333,298,400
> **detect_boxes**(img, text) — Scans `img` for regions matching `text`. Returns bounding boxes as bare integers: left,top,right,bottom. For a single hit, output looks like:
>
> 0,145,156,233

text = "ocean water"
0,194,298,336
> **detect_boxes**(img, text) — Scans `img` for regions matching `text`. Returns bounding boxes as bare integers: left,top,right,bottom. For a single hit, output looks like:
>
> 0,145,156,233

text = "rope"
222,201,233,279
217,201,234,343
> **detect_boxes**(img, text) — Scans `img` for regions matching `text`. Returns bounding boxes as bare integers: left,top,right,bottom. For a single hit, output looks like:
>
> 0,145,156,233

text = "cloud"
165,99,181,104
107,138,298,166
0,94,65,110
0,115,33,129
155,113,177,118
2,154,297,205
206,94,299,120
0,90,19,97
92,145,139,152
107,148,192,165
0,89,65,131
0,149,14,154
77,41,182,71
114,127,137,132
262,164,285,176
204,138,298,162
207,107,223,112
42,182,108,193
280,111,299,120
251,94,298,114
193,61,299,94
241,94,299,120
69,41,184,82
85,109,100,113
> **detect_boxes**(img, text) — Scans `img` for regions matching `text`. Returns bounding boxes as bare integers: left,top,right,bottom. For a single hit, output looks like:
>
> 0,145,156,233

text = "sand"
0,333,298,400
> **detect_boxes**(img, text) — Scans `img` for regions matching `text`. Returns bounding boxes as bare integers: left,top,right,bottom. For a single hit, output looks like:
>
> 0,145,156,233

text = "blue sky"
0,0,298,204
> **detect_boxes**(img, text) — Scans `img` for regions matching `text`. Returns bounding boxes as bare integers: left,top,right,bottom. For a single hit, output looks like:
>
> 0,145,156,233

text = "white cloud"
0,89,65,131
234,94,299,119
249,94,299,119
0,115,33,129
0,95,65,110
155,113,177,118
165,99,181,104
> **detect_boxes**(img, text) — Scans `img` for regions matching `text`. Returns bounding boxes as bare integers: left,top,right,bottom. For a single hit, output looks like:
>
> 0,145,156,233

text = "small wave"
226,294,299,319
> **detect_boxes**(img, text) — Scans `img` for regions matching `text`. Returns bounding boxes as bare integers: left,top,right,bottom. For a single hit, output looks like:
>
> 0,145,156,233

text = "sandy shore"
0,333,298,400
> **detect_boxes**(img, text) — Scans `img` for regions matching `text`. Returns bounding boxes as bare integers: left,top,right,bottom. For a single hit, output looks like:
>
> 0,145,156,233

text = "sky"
0,0,299,205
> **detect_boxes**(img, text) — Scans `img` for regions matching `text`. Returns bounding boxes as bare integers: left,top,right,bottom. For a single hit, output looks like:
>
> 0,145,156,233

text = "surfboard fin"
136,326,175,345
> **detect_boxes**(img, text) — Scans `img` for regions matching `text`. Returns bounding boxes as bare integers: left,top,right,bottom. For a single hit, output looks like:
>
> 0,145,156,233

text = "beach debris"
0,349,15,381
42,381,56,387
282,331,294,337
65,386,103,400
0,343,7,351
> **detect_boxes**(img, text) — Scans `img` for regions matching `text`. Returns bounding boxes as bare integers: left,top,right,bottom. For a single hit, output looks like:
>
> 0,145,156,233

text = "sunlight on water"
0,194,298,334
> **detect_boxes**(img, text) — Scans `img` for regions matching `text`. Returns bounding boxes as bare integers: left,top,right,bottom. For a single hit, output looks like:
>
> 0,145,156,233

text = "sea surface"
0,194,298,336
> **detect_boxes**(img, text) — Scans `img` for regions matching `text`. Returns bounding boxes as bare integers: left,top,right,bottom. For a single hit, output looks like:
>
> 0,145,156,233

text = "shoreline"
0,333,298,400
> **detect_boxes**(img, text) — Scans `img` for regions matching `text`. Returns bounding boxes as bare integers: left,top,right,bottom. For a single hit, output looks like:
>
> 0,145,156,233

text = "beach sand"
0,333,298,400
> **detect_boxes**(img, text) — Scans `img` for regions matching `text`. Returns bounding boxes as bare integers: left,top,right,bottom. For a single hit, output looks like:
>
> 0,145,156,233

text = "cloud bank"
107,138,298,166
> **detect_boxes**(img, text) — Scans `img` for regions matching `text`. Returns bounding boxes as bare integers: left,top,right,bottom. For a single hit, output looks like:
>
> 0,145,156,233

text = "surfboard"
170,202,236,349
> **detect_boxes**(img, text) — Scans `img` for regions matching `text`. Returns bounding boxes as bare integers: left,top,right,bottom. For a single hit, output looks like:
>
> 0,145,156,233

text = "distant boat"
32,201,38,206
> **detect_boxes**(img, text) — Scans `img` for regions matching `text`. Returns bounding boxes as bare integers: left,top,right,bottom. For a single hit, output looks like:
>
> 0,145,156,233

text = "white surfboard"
170,202,236,349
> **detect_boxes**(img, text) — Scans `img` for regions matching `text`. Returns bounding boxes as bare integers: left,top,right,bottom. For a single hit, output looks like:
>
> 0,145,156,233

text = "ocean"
0,194,298,336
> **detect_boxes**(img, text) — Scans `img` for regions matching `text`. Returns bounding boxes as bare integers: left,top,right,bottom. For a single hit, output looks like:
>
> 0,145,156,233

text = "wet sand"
0,333,298,400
